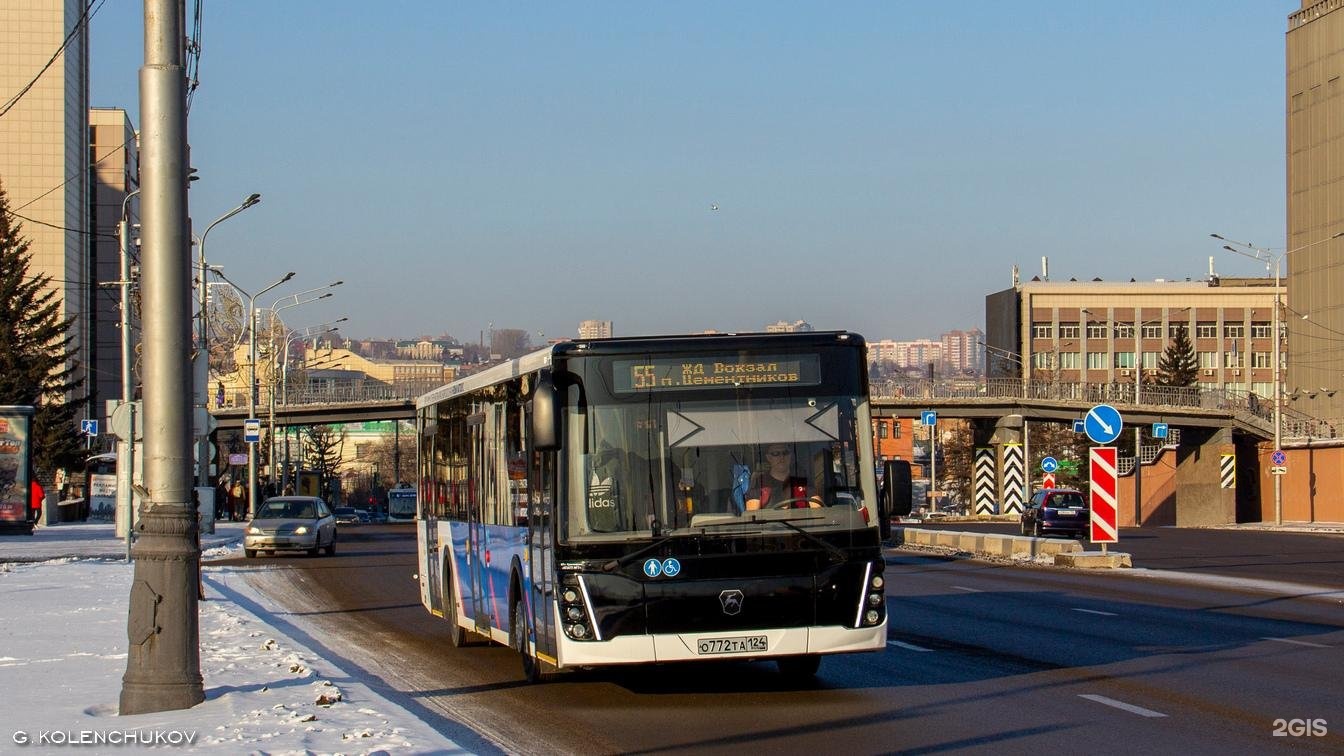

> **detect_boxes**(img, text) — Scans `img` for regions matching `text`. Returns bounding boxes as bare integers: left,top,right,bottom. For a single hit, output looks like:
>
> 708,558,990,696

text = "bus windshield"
563,392,875,542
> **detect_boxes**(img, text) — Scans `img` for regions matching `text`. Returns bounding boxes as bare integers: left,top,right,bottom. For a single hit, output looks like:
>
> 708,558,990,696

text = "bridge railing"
879,379,1286,434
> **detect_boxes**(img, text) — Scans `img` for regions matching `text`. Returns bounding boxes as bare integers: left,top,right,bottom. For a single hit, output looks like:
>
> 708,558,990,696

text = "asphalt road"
215,525,1344,754
911,520,1344,590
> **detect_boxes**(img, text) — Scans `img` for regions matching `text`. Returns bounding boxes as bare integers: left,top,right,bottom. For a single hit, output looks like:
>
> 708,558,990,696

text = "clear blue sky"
89,1,1295,344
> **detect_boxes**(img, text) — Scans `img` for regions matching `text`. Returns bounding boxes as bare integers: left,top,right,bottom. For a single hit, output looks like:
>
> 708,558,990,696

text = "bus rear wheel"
776,654,820,681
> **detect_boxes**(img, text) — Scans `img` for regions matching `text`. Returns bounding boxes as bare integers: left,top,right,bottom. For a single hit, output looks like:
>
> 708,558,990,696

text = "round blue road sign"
1041,456,1059,473
643,558,663,578
661,558,681,577
1271,449,1286,466
1084,404,1124,445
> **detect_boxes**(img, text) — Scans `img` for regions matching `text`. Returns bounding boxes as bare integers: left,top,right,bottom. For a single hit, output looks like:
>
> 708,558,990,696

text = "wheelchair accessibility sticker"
643,558,682,577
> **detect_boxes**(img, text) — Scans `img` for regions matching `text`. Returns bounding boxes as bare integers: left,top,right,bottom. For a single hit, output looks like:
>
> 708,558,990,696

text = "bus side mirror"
532,373,560,451
883,460,913,521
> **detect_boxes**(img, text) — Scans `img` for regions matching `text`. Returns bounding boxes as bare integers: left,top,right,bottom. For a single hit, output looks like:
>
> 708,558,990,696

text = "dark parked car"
245,496,337,558
1021,488,1088,539
334,507,361,525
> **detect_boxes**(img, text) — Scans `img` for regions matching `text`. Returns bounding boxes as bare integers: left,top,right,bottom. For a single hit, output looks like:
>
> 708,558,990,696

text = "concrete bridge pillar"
969,419,998,515
990,415,1027,515
1173,426,1237,526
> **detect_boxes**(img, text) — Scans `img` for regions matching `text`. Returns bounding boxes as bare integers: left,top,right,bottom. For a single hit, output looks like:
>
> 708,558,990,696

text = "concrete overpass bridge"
207,379,1335,525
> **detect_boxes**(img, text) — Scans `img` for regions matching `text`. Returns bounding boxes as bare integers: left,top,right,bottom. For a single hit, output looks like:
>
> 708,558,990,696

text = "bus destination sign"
613,354,821,393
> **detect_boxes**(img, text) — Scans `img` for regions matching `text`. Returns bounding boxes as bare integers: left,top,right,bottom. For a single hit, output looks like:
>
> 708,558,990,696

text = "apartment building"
578,320,613,339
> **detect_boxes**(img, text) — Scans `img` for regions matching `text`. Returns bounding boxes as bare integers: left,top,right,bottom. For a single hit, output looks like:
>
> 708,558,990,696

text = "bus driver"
745,444,822,510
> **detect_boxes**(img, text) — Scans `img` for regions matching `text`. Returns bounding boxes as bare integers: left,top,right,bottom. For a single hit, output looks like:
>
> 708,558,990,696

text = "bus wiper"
771,519,847,563
690,515,846,563
602,533,678,573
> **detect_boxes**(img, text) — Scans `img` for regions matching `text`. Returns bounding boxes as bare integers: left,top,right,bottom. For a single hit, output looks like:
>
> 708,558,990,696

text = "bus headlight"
865,609,880,625
566,606,585,622
867,593,882,607
566,623,589,639
562,587,580,604
871,575,884,590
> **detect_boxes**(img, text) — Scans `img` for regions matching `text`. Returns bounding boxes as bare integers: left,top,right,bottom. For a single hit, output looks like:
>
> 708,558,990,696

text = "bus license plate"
697,635,767,655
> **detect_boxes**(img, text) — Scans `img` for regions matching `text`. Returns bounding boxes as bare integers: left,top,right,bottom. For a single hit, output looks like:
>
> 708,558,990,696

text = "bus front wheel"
512,598,543,684
443,561,467,648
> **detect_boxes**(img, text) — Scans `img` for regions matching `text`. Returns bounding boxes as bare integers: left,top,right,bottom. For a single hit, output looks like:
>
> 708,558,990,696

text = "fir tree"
302,424,346,502
0,179,85,480
1155,326,1199,387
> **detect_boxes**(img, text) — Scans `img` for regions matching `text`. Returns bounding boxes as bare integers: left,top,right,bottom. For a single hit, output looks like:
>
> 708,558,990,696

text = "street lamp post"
278,320,344,489
1212,230,1344,526
207,268,294,518
193,193,260,492
262,285,341,485
116,189,141,550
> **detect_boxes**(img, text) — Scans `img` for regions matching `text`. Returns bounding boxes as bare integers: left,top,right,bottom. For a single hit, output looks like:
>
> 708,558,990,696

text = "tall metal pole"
1272,258,1282,527
117,190,139,560
195,195,259,492
121,0,204,715
248,302,258,515
1134,316,1143,527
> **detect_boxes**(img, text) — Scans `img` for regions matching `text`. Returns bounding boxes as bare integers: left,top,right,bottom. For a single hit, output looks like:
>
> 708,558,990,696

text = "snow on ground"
0,522,470,754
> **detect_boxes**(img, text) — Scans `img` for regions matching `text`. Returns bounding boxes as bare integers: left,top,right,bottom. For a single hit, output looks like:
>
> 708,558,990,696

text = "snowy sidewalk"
0,528,472,754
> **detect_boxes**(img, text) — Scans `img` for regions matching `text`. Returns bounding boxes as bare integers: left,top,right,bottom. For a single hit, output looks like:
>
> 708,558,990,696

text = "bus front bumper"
553,621,886,668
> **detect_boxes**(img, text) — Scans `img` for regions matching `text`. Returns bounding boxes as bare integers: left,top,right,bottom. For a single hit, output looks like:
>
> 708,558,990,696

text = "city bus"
415,332,889,681
387,486,417,522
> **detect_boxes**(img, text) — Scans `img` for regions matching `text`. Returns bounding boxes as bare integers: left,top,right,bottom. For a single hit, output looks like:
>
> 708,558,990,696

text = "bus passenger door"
527,445,557,661
422,506,441,613
468,410,490,635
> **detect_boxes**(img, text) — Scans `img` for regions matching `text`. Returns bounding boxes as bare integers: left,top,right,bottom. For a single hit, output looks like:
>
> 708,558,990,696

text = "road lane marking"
951,585,981,593
1263,637,1329,648
1071,608,1118,617
1079,694,1168,718
887,640,932,652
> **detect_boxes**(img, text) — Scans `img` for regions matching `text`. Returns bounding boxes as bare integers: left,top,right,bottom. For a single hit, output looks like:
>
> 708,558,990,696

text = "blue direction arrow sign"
1084,404,1123,445
1041,456,1059,473
1072,419,1085,434
1152,422,1169,439
921,410,937,426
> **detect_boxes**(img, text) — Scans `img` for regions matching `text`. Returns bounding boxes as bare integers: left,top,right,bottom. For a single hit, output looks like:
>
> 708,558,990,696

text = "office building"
1,1,92,414
1285,1,1344,421
89,108,139,414
985,278,1279,396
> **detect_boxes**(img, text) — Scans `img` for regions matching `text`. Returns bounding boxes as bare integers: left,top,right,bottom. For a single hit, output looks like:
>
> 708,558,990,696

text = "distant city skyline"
75,2,1294,343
